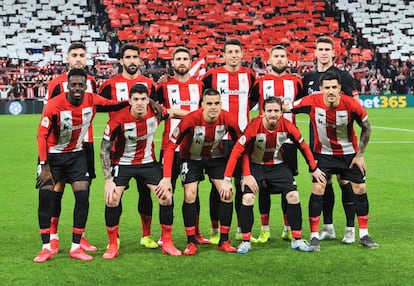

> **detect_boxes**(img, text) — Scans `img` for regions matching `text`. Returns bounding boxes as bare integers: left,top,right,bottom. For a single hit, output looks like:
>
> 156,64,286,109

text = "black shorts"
249,163,297,195
314,153,365,184
113,162,163,187
83,142,96,179
222,140,242,179
46,151,90,185
281,143,298,176
180,158,224,184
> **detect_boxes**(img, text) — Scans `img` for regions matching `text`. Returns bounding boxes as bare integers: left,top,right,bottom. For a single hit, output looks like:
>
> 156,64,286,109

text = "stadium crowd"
1,0,414,100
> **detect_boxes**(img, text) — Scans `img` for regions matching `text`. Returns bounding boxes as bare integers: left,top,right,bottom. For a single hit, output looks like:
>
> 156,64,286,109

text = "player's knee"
351,183,366,195
242,193,255,206
285,190,299,204
312,183,325,195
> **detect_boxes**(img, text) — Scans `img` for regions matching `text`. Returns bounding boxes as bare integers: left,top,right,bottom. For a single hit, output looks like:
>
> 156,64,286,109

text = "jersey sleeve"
37,106,55,162
98,81,112,100
341,71,359,98
290,96,312,114
154,84,165,104
94,94,129,110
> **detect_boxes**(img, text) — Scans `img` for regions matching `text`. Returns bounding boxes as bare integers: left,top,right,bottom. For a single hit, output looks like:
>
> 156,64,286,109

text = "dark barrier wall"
0,99,44,115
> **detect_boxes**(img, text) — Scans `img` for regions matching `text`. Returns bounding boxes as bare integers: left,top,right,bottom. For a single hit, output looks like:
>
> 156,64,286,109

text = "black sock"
105,201,122,227
159,204,173,225
354,193,369,217
234,180,242,220
38,189,52,244
219,201,233,242
258,188,271,214
322,183,334,224
287,202,301,231
50,191,63,217
309,193,323,218
138,180,152,216
341,183,355,227
240,204,253,235
209,184,220,221
73,190,89,229
182,202,197,227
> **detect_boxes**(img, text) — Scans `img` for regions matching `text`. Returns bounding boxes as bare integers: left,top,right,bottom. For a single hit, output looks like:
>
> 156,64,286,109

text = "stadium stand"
0,0,413,99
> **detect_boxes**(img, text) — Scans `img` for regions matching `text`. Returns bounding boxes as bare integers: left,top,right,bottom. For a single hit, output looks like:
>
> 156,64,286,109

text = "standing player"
286,71,379,250
99,44,158,249
45,42,97,254
250,45,303,243
100,84,185,259
157,88,242,255
155,46,209,245
220,97,326,254
301,36,359,244
34,68,126,262
202,38,256,243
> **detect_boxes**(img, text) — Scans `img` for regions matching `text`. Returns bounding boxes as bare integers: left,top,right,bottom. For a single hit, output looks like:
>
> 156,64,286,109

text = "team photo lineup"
32,33,382,263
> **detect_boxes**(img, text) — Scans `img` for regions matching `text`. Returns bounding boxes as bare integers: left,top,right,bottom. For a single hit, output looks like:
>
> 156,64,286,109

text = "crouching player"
220,97,326,254
100,84,187,259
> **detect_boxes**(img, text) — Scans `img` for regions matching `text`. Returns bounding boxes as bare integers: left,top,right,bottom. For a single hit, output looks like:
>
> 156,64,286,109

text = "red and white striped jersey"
224,116,316,178
45,73,97,142
163,109,241,177
37,92,119,162
251,73,303,124
289,93,368,155
202,66,255,135
155,77,203,150
103,106,168,165
98,74,156,118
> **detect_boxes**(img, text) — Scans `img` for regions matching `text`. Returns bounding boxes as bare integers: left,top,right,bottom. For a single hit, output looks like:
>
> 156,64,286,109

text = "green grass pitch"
0,107,413,285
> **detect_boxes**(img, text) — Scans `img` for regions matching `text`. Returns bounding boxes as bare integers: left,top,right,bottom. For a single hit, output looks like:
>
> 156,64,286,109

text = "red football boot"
183,242,198,256
80,237,97,252
217,241,237,253
33,248,53,263
103,244,119,260
69,248,93,261
50,239,59,254
161,241,182,256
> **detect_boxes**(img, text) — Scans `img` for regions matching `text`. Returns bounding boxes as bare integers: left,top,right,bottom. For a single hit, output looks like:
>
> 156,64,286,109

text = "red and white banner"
189,58,206,79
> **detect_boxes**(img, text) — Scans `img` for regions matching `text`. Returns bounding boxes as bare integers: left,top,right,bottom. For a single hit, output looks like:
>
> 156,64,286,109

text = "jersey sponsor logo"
41,116,49,128
171,99,199,106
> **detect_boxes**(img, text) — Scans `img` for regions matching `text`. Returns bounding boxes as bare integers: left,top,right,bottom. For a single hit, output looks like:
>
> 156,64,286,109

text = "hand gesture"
241,175,259,194
349,154,366,175
36,164,54,189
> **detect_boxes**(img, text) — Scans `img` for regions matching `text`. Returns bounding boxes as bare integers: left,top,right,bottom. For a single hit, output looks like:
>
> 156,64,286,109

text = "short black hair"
68,42,86,53
224,38,242,52
263,96,282,111
120,44,140,59
319,71,342,85
68,68,88,80
129,83,148,98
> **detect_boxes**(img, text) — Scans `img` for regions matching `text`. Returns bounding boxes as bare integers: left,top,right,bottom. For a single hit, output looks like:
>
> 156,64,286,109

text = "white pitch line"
371,126,414,133
369,141,414,144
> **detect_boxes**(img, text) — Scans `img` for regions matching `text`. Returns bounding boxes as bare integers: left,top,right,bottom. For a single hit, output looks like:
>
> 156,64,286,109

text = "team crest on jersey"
238,135,246,145
41,117,49,128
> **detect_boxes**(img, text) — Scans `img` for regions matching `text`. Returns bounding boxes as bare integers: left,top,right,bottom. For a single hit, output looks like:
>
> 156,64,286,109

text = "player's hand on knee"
349,154,366,176
241,175,259,194
36,164,54,189
312,168,327,184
